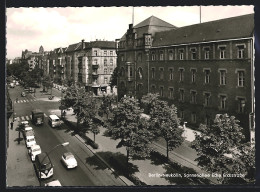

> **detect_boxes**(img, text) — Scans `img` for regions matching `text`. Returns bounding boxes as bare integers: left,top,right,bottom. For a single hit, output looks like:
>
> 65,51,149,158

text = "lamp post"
39,142,69,186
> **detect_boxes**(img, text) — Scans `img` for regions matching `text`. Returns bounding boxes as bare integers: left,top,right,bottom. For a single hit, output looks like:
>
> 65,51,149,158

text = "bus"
35,153,53,179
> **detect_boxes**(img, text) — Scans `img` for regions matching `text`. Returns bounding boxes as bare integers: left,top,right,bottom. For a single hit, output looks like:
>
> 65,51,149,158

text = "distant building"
21,46,45,71
116,14,254,140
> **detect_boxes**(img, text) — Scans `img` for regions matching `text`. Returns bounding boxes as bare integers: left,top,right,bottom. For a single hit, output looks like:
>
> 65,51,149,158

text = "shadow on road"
85,151,139,177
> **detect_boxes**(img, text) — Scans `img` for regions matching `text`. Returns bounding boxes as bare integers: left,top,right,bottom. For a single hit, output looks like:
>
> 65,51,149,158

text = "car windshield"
53,119,59,122
32,148,40,152
28,138,35,142
41,163,52,170
65,155,74,160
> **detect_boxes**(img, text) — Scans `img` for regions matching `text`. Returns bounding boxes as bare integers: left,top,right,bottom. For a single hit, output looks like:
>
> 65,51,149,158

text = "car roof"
45,180,62,186
31,145,40,150
21,121,29,124
49,115,59,119
63,152,73,157
25,127,33,130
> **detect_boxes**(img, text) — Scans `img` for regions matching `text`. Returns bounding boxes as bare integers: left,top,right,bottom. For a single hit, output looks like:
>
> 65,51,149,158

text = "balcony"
92,72,99,78
92,63,99,69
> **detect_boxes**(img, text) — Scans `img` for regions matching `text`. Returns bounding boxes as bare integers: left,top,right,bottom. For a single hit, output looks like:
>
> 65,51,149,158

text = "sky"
6,6,254,59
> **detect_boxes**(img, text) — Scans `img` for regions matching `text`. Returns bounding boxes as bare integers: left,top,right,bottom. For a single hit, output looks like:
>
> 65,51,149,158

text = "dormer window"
190,48,196,60
237,45,245,59
179,50,184,60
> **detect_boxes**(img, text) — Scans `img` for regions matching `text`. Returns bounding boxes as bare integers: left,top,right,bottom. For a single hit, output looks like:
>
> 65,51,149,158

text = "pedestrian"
10,121,13,130
16,97,18,103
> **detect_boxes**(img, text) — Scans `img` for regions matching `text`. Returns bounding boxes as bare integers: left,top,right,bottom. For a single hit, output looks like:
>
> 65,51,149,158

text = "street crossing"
16,113,48,121
15,98,36,103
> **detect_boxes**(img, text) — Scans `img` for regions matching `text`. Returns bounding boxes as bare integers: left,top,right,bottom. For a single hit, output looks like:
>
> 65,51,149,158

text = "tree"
141,93,184,160
191,114,253,184
109,96,153,164
98,94,116,120
15,124,25,144
109,66,118,89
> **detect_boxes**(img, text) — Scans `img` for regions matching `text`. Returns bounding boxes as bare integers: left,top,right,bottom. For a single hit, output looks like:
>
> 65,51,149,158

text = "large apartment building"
43,40,117,95
116,14,254,140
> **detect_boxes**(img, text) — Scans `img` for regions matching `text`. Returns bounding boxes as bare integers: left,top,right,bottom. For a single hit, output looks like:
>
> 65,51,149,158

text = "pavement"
6,115,39,187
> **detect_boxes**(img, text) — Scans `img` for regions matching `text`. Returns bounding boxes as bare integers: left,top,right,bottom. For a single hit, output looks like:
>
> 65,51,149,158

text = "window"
94,59,98,65
121,55,124,61
159,68,164,80
138,53,142,62
204,69,210,84
110,68,113,74
104,68,107,74
219,47,226,59
169,68,174,80
120,67,125,76
151,52,156,61
205,116,210,126
180,111,184,119
110,59,113,65
169,50,174,60
104,59,107,66
191,48,196,60
137,84,142,91
138,67,143,79
191,91,197,104
179,68,184,82
179,50,184,60
191,69,196,83
104,77,108,84
110,51,113,56
204,48,210,59
238,98,246,113
169,88,174,98
179,89,184,101
159,51,164,61
160,86,164,97
204,93,210,106
151,68,155,79
238,71,245,87
219,70,226,85
220,95,226,109
237,45,245,59
151,85,156,93
94,50,98,56
104,51,107,56
129,66,133,77
191,113,196,123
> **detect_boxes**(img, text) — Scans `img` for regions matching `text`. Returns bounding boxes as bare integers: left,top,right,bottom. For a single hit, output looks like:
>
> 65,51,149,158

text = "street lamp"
39,142,69,186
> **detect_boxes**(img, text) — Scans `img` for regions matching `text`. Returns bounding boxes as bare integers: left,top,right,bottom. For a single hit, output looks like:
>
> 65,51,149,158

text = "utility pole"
200,6,202,23
132,6,134,25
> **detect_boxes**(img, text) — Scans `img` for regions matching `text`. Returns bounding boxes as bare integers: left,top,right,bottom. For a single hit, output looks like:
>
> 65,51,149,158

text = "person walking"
10,121,13,130
16,97,18,103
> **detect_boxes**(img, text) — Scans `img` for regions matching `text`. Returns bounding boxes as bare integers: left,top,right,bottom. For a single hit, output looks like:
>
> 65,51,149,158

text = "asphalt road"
8,85,126,186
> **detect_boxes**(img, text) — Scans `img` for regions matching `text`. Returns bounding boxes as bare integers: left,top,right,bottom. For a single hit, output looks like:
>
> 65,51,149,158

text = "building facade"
116,14,254,140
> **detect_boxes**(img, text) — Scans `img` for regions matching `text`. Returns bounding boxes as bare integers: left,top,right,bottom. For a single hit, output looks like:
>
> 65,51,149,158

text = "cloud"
6,6,254,59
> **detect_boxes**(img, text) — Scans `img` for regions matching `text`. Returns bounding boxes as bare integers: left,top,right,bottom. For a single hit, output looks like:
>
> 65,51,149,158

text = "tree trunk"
166,140,169,160
93,133,96,142
18,131,21,144
51,87,53,96
126,148,129,165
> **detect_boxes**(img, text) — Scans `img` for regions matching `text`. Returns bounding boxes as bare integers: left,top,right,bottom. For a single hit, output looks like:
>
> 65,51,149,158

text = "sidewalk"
6,116,39,187
51,109,218,185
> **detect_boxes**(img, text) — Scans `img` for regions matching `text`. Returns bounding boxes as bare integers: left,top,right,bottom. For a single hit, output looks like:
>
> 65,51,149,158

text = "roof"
67,41,116,52
66,43,80,52
120,16,177,40
134,15,176,28
152,14,254,47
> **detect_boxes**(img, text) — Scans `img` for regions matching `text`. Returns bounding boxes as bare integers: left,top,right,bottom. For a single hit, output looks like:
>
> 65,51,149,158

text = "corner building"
116,14,254,140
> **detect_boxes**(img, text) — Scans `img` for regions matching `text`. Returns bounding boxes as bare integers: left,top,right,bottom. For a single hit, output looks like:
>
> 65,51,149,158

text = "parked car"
21,120,29,127
21,91,26,97
23,126,34,137
61,152,77,169
25,135,36,148
45,180,62,186
28,144,41,161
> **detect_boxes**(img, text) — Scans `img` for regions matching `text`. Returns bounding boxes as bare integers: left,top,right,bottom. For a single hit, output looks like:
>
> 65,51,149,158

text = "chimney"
81,39,85,49
129,24,133,29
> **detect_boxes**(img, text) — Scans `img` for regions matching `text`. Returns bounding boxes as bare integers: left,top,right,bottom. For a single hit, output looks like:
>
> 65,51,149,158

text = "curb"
64,119,134,186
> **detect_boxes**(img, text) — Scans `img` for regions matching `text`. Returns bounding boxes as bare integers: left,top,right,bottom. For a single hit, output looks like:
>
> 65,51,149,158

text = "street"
6,85,126,186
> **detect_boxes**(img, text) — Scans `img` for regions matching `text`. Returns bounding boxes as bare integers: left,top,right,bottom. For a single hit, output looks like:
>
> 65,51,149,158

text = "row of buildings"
16,13,254,140
116,14,254,141
20,40,117,95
